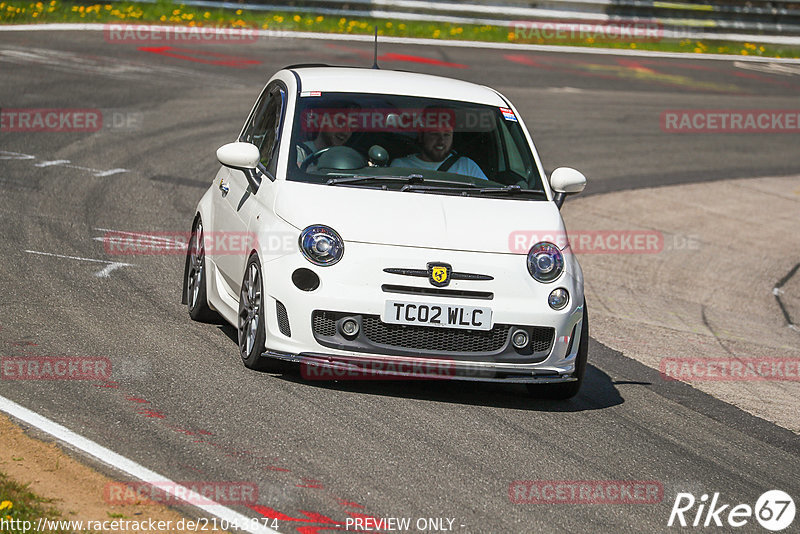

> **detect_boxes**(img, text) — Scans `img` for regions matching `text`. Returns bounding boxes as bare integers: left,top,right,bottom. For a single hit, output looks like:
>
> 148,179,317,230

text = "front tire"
526,300,588,400
238,253,287,372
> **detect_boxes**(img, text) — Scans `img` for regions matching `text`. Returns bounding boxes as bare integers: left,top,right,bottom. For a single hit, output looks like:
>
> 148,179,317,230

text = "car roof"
286,66,508,107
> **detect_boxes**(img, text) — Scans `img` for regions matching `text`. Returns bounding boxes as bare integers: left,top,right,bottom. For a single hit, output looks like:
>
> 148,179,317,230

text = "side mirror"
549,167,587,208
217,142,262,191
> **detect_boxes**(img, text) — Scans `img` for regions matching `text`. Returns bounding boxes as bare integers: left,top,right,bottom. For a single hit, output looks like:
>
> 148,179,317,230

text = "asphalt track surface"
1,30,799,533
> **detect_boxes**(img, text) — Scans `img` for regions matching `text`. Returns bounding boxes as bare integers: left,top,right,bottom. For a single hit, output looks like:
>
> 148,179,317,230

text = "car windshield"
287,92,545,196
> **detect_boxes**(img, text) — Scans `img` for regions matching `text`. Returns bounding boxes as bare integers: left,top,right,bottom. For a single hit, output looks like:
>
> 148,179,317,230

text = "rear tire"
186,217,217,322
526,300,588,400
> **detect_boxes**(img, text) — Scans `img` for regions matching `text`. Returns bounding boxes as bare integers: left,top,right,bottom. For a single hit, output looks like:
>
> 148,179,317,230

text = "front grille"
529,327,555,353
361,315,509,353
311,311,555,356
312,311,337,337
276,300,291,337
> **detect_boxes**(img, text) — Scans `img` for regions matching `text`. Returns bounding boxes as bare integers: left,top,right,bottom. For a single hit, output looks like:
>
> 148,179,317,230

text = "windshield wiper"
399,182,480,192
326,174,425,186
400,183,545,197
469,185,548,197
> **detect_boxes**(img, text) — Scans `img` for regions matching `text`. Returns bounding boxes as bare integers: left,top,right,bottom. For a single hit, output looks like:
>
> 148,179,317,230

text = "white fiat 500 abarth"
183,65,589,398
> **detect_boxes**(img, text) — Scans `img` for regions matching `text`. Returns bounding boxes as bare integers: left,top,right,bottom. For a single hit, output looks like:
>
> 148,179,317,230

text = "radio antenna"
372,26,380,69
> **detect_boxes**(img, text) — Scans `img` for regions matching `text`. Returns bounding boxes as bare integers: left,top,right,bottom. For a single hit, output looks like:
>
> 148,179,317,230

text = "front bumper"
258,241,585,382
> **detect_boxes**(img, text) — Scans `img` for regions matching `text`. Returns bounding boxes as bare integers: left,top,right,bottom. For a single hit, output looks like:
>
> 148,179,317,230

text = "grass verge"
0,470,70,533
0,0,799,58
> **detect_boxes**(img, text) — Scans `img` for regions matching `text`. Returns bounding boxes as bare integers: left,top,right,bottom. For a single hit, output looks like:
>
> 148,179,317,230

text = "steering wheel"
299,145,367,172
299,146,333,172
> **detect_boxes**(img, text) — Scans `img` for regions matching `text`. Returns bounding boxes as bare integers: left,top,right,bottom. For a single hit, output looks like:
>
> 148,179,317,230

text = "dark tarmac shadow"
217,323,627,411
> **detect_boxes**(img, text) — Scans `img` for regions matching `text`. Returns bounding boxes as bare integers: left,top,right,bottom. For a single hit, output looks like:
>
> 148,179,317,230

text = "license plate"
382,301,493,331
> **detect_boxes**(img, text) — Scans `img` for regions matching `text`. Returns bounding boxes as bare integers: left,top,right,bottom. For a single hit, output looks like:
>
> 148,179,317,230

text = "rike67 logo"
668,490,795,531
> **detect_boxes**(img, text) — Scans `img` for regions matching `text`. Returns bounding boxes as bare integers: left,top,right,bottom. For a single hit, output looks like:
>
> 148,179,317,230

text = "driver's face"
318,129,351,147
420,129,453,162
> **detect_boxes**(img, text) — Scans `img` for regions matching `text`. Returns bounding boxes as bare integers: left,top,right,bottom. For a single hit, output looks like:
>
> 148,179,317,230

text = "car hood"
273,181,565,254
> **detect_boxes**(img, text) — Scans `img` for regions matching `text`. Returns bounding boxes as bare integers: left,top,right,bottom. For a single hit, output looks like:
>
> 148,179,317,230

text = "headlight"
299,225,344,266
527,242,563,283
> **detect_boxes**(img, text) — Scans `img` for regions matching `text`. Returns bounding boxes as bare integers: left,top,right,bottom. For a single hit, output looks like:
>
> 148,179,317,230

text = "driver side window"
241,83,286,176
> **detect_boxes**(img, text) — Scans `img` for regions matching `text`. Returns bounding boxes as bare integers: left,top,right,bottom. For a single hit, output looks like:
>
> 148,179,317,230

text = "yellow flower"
630,42,636,48
293,14,300,22
235,9,241,14
741,49,748,55
398,23,405,30
385,21,391,28
0,501,12,511
432,29,440,38
203,11,209,18
694,47,702,53
315,15,322,22
273,15,283,22
507,31,515,41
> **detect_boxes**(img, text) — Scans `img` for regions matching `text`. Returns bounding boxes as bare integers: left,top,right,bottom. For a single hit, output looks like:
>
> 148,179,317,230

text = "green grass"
0,470,71,533
1,0,798,58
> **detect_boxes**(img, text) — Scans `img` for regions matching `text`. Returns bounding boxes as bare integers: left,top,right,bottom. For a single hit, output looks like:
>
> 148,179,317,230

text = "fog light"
548,288,569,310
341,318,359,337
512,329,529,349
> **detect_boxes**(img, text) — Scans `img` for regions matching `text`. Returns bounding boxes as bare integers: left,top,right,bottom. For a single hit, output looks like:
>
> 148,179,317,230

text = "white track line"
24,249,133,278
1,23,800,63
0,394,278,534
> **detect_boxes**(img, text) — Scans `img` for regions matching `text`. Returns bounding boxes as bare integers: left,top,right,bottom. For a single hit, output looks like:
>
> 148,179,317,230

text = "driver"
297,107,354,168
390,110,487,180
